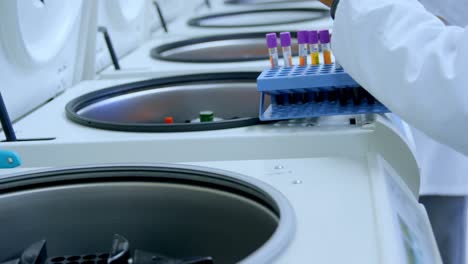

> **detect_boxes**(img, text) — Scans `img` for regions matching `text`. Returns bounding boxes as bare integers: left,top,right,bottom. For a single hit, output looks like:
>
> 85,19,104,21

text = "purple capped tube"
266,33,279,68
297,30,309,66
280,32,293,67
308,30,320,65
319,30,332,65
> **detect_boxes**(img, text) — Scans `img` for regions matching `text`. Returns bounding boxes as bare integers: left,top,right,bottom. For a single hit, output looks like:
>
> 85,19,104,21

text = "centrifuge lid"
66,72,266,132
0,0,85,121
187,8,328,28
104,0,146,29
151,32,299,63
95,0,147,72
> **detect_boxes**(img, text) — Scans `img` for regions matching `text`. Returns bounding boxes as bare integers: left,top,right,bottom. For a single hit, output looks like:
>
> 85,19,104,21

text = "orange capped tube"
297,30,309,66
308,30,320,65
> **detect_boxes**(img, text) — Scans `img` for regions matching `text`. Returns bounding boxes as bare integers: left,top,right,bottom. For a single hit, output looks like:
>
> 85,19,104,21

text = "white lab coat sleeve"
332,0,468,156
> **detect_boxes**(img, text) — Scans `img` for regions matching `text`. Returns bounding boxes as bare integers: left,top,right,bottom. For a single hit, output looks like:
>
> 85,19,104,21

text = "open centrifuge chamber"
98,31,303,79
0,164,294,264
66,72,267,132
187,8,326,28
165,4,331,36
150,32,300,63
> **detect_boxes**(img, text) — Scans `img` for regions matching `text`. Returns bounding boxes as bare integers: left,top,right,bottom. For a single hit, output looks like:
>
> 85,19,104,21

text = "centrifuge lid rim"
65,72,267,132
187,7,329,29
151,31,299,63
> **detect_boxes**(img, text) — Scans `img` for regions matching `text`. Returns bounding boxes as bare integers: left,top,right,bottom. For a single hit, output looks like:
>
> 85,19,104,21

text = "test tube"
280,32,293,67
200,111,214,122
308,30,320,65
319,30,332,65
297,30,309,66
266,33,279,68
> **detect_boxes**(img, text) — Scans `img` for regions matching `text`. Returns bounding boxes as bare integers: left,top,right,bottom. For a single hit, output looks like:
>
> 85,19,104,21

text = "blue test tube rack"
257,63,389,121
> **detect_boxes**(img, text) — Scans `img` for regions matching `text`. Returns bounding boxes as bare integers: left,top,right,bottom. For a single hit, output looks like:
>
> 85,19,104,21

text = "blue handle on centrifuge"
0,150,21,168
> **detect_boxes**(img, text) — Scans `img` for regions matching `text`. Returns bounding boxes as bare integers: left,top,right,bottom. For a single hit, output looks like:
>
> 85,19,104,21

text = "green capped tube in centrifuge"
200,111,214,122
